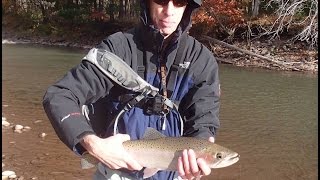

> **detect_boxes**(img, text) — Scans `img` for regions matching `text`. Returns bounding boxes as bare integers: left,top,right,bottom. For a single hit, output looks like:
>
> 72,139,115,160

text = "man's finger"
104,161,121,170
188,149,199,175
126,161,143,171
177,157,186,177
197,158,211,176
182,149,191,176
124,154,143,170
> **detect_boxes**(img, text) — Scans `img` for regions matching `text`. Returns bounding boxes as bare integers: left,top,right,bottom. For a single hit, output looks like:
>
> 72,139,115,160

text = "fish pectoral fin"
143,168,159,179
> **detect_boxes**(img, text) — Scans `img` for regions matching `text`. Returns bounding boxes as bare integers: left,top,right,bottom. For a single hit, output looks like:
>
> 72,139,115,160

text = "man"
43,0,220,179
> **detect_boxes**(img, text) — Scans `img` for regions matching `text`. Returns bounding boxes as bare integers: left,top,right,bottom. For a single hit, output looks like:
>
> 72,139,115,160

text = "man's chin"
160,29,175,37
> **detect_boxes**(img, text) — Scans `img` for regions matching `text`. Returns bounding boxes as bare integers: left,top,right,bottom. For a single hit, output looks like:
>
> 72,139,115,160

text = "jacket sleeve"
180,43,220,139
42,31,134,155
42,61,116,154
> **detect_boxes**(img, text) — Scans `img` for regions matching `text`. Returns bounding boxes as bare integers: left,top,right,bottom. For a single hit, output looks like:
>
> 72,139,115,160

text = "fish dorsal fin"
143,128,166,140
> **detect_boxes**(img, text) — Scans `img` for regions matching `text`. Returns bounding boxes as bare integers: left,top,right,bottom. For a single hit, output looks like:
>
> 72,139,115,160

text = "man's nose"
163,1,175,16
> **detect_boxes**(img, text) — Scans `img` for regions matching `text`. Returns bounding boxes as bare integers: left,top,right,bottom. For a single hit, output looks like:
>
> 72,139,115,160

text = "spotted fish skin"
81,128,239,171
123,137,239,170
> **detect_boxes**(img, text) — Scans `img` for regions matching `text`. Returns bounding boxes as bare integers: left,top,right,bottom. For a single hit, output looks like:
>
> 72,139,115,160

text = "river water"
2,44,318,180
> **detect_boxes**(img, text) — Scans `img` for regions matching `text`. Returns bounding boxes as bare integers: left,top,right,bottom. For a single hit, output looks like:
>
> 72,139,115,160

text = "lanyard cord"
159,59,169,130
159,60,169,114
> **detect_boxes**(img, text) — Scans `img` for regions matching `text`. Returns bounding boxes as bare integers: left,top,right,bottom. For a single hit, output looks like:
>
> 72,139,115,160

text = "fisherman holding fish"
43,0,239,179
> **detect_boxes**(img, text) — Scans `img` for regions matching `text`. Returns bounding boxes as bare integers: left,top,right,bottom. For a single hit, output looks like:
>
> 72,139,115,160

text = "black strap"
135,28,147,79
135,31,188,98
167,33,188,98
137,49,146,79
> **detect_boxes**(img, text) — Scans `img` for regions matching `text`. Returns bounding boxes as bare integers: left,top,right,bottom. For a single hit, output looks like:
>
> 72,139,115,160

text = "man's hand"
80,133,143,171
177,137,215,180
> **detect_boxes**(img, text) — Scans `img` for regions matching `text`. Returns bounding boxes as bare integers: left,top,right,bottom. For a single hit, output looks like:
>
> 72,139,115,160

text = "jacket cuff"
60,115,95,155
73,131,96,156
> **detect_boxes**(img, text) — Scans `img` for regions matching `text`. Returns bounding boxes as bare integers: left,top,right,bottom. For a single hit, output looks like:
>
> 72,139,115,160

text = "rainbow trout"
81,128,239,177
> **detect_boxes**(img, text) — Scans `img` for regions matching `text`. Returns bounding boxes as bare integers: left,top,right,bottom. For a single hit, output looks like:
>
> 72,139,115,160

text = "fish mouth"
229,153,240,163
213,153,240,168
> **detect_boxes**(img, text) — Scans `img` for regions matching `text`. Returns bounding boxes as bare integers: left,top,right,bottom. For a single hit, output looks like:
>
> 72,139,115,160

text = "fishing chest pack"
82,33,189,136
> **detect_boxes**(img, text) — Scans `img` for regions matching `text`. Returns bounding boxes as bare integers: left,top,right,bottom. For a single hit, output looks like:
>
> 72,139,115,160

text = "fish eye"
216,153,223,159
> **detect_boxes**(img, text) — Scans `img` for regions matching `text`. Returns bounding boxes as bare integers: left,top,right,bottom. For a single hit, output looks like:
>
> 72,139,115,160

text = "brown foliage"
192,0,245,34
90,11,108,22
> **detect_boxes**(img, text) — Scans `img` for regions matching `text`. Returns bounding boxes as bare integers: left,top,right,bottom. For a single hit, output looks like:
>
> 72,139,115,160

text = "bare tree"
263,0,318,47
108,0,116,21
118,0,124,19
130,0,139,17
252,0,260,17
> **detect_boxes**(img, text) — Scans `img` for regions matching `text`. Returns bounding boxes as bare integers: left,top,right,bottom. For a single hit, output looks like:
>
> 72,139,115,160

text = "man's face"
149,0,187,37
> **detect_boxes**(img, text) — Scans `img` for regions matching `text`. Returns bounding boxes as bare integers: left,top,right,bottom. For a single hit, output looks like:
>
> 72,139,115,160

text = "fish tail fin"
80,153,99,169
143,168,159,179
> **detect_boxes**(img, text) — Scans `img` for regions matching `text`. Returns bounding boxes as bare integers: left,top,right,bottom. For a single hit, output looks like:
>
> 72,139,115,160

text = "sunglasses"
153,0,188,7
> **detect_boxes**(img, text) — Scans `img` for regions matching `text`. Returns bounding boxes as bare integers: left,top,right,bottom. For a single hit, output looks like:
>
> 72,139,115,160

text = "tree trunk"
201,35,290,68
252,0,260,17
108,0,115,22
119,0,125,19
93,0,97,11
39,2,49,24
66,0,73,8
98,0,103,11
125,0,130,17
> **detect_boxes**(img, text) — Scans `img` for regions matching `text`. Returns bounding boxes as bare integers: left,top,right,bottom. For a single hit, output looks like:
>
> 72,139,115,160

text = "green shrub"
36,24,53,35
57,8,90,24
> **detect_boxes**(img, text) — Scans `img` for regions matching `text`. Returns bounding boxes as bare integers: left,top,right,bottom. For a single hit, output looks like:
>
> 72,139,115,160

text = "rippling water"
2,44,318,180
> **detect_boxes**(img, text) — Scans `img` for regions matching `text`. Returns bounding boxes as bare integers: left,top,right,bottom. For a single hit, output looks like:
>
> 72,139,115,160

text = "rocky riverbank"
2,114,47,180
2,29,318,74
209,38,318,73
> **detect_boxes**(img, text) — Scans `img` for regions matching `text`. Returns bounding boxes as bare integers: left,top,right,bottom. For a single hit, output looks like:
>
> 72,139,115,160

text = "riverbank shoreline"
2,33,94,50
2,30,318,74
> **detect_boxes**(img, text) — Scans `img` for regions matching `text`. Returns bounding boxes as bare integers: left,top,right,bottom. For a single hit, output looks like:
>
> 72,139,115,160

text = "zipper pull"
161,115,167,131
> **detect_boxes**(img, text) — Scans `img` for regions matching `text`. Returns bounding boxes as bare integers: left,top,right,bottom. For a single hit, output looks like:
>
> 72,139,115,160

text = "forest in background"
2,0,318,47
2,0,318,72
